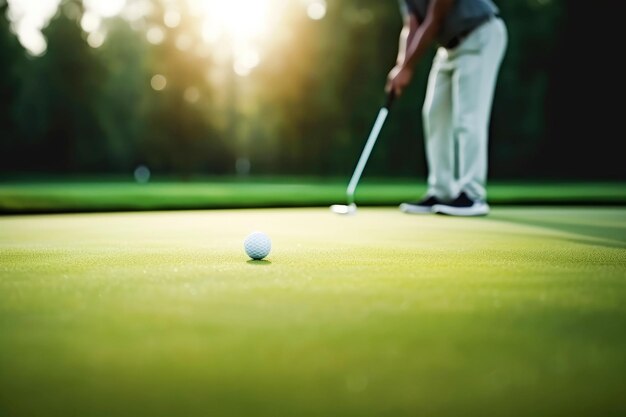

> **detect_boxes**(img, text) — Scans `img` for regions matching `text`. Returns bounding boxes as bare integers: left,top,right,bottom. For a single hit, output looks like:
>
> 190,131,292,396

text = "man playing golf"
388,0,507,216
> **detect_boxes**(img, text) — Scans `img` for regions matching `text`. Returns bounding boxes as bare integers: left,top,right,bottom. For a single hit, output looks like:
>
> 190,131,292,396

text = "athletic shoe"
399,195,442,214
432,192,490,217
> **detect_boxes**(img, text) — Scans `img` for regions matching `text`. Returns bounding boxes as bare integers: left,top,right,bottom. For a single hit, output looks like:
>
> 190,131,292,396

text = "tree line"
1,0,623,180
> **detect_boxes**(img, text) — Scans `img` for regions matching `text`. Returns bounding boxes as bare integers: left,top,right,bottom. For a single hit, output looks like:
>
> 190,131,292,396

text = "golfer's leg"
453,18,507,201
423,49,456,201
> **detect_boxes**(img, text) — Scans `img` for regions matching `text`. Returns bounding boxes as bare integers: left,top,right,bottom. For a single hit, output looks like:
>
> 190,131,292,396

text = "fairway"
1,207,625,417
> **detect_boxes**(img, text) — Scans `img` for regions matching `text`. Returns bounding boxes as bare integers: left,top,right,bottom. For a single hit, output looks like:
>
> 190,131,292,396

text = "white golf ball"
244,231,271,260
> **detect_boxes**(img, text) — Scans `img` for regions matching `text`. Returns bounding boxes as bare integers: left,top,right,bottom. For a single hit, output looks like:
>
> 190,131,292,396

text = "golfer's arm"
396,14,419,66
402,0,453,70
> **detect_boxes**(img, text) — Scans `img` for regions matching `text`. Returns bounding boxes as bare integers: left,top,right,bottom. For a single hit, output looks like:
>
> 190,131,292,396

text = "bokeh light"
6,0,62,56
184,87,200,103
146,26,165,45
87,31,106,48
133,165,151,183
151,74,167,91
307,0,327,21
163,9,181,28
80,11,100,33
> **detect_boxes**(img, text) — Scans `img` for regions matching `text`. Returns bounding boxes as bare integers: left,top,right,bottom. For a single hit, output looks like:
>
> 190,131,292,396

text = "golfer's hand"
386,65,414,97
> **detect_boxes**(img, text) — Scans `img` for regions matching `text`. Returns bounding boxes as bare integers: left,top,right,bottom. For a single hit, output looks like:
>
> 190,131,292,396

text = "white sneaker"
432,192,490,217
399,195,442,214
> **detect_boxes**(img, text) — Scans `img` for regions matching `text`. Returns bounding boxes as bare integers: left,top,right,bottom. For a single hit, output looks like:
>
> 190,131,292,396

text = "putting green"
1,207,625,417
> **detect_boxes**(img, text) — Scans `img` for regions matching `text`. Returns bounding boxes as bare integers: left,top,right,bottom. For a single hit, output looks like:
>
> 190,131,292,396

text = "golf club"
330,90,395,215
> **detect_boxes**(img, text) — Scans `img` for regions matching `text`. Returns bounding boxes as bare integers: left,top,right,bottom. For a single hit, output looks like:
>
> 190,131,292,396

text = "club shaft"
346,108,389,205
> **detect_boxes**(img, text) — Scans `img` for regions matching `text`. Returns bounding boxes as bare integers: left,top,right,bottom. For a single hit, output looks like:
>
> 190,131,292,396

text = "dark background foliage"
0,0,624,180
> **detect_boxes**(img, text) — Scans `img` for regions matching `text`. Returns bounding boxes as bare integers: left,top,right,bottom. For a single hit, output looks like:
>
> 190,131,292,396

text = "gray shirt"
401,0,499,46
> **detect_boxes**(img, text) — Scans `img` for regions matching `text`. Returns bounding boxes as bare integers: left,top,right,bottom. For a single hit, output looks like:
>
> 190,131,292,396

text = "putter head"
330,203,357,215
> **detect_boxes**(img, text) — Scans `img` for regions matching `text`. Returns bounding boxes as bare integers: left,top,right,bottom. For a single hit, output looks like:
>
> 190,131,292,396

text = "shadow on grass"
489,211,626,250
246,260,272,266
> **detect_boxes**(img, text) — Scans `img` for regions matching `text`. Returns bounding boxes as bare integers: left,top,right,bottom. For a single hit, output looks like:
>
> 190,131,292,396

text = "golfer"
388,0,507,216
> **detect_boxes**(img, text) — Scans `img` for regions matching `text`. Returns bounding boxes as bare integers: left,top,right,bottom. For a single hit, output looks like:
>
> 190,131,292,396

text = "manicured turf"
1,179,625,213
1,207,625,417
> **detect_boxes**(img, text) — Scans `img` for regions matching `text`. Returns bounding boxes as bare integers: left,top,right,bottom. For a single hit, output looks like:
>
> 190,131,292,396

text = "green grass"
1,178,625,213
1,207,625,417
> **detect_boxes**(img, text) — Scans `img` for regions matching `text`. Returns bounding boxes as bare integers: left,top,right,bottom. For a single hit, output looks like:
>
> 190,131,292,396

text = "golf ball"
244,231,271,260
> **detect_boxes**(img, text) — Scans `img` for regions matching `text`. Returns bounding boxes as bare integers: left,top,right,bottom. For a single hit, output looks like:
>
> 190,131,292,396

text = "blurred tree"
0,2,25,172
543,0,626,180
93,17,149,172
11,9,106,173
140,2,232,178
486,0,565,179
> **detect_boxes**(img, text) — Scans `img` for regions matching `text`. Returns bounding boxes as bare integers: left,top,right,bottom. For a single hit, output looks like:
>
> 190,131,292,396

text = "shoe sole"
432,204,490,217
399,203,435,214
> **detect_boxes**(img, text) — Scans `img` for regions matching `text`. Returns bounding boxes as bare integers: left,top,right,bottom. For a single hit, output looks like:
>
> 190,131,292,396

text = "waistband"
445,14,499,50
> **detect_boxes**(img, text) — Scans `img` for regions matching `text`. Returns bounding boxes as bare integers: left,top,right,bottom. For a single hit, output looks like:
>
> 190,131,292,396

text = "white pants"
422,17,507,201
